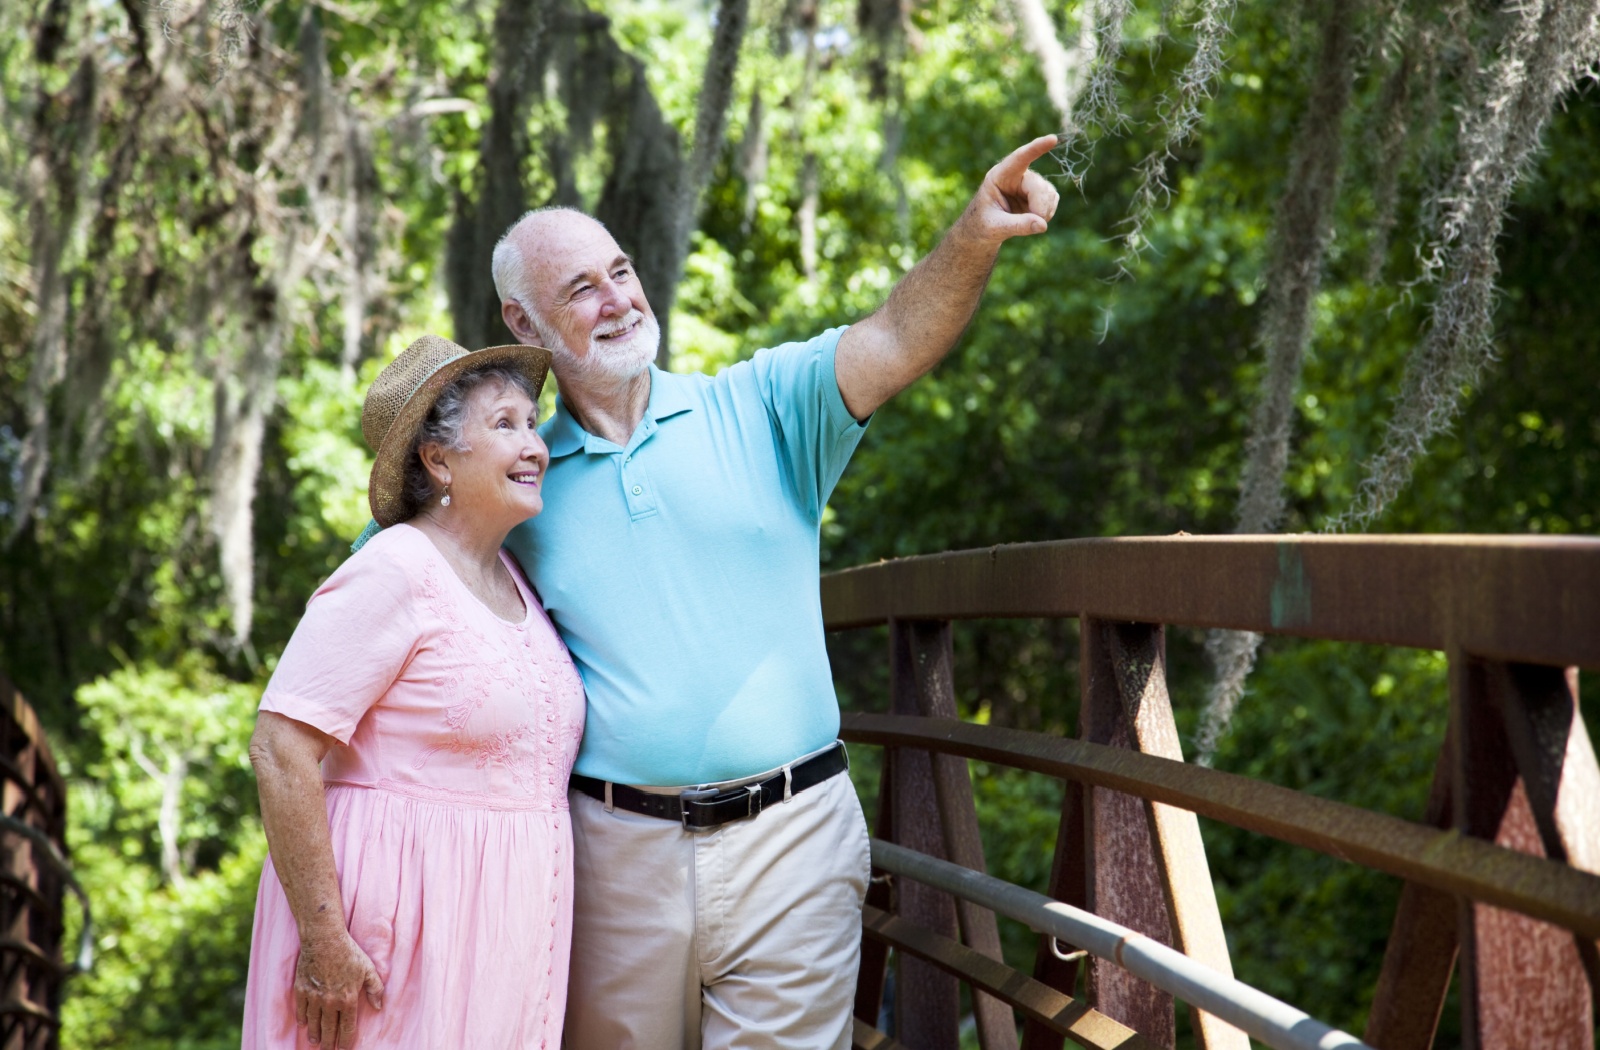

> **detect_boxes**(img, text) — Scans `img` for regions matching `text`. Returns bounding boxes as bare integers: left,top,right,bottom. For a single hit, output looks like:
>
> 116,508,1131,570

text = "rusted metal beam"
0,676,64,805
1080,619,1175,1045
898,620,1019,1050
1363,739,1457,1050
1093,621,1247,1050
821,536,1600,668
1021,778,1087,1050
888,621,960,1050
0,674,76,1041
840,713,1600,939
852,1017,912,1050
862,905,1158,1050
1453,656,1595,1050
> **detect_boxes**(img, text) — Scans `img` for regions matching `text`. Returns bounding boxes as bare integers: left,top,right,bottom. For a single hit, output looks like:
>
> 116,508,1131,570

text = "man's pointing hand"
833,133,1065,419
963,134,1062,243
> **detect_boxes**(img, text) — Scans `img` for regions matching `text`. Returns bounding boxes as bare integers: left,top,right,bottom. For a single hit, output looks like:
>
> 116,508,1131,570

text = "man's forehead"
519,213,621,282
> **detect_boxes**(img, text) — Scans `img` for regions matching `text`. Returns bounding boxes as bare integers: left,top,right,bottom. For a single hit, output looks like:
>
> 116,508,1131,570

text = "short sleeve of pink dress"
256,541,419,745
242,524,586,1050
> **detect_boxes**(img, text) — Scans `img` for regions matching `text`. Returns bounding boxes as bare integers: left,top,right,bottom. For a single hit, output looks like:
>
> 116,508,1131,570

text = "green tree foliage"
64,661,265,1046
0,0,1595,1043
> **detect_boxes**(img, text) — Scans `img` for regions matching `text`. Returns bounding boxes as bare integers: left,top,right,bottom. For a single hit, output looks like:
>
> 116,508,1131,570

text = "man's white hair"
491,206,609,320
490,224,528,306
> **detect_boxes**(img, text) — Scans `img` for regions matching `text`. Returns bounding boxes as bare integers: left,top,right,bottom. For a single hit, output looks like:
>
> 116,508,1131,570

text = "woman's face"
436,379,549,529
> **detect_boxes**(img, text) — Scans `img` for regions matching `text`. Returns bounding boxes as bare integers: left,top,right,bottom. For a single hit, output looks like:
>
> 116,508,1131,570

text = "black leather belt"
571,743,849,832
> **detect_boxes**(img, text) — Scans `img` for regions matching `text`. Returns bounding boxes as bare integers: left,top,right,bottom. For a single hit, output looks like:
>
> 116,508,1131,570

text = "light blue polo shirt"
503,326,867,786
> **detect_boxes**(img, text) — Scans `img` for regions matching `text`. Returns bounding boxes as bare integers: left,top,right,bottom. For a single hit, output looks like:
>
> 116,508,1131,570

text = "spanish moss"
1330,0,1600,532
1053,0,1133,187
1199,0,1361,764
1115,0,1237,274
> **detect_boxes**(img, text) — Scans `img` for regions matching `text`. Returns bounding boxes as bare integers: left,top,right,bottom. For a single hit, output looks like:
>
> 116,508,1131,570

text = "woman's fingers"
305,996,353,1046
293,935,384,1046
337,1006,359,1049
364,967,385,1012
304,998,326,1044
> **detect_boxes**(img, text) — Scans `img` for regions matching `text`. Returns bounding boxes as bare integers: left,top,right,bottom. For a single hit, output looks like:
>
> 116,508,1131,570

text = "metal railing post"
1019,771,1088,1050
900,619,1019,1050
1452,654,1598,1050
855,747,896,1030
1079,618,1177,1046
888,618,960,1050
1362,734,1457,1050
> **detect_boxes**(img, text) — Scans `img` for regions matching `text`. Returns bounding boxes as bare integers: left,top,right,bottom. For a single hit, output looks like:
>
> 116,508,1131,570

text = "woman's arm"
250,711,384,1048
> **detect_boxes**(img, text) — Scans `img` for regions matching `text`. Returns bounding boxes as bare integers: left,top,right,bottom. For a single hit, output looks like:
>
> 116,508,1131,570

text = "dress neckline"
394,522,533,629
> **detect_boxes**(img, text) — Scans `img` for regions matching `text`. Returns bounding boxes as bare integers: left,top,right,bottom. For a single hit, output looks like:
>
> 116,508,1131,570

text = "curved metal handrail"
872,840,1367,1050
822,534,1600,667
842,712,1600,938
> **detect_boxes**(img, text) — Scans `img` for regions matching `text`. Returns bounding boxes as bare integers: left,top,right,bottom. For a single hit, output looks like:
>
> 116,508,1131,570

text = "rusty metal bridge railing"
0,675,86,1050
824,535,1600,1050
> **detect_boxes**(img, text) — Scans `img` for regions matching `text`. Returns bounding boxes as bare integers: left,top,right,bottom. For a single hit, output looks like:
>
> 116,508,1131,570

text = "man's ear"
502,299,535,344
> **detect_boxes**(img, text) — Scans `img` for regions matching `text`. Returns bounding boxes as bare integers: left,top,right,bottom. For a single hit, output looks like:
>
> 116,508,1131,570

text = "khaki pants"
563,770,871,1050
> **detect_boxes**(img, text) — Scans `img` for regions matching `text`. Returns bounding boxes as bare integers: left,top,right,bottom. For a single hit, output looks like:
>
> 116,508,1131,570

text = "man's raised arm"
834,134,1062,421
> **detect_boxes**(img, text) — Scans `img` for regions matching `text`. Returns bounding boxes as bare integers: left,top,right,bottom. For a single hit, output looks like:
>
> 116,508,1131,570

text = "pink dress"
242,523,585,1049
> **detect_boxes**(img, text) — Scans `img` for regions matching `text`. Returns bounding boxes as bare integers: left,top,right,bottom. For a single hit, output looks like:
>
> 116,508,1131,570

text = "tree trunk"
446,0,552,350
657,0,751,366
10,54,99,542
1010,0,1092,132
595,53,684,364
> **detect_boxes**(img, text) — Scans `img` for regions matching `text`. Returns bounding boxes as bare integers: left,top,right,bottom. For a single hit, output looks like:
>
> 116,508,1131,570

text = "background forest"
1,0,1596,1044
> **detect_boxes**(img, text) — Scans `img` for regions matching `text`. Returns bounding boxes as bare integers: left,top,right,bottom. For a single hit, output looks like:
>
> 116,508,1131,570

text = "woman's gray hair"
399,364,539,519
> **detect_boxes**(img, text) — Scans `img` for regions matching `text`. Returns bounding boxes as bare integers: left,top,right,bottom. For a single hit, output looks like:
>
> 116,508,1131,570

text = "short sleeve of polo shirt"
749,326,868,521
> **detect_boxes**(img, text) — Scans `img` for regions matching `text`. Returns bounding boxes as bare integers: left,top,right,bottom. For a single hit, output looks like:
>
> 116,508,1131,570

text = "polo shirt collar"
543,365,694,458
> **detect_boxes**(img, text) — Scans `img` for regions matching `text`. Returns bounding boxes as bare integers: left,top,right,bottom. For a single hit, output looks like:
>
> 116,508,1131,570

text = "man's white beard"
538,307,659,386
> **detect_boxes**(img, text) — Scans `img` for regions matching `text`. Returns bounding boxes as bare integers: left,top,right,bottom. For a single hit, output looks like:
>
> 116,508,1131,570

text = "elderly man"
494,134,1060,1050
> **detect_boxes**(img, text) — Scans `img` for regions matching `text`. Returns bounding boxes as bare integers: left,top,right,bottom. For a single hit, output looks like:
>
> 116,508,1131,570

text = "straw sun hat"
361,335,553,527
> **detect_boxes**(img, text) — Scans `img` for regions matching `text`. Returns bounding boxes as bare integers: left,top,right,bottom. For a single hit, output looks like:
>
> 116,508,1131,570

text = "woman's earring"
440,486,451,508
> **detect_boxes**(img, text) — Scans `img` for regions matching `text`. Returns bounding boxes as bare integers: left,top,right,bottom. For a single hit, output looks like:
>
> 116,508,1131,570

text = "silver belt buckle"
679,786,719,832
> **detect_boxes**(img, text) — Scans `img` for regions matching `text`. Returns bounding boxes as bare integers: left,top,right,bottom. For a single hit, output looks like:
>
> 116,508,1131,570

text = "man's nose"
597,278,630,316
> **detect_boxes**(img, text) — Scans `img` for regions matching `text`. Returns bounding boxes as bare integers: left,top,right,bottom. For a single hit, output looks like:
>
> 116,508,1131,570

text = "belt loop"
782,763,793,803
838,739,849,772
604,780,614,813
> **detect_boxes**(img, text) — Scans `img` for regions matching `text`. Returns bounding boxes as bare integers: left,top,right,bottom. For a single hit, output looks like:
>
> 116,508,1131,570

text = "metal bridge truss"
825,535,1600,1050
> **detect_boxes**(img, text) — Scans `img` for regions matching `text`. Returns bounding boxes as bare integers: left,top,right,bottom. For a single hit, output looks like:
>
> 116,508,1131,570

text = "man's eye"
614,268,632,281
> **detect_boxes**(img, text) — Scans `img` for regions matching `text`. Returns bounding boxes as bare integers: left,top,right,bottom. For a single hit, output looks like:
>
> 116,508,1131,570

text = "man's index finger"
993,134,1060,186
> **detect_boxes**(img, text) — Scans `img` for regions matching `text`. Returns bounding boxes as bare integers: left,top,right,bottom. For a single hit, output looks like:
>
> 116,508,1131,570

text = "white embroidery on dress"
406,554,585,805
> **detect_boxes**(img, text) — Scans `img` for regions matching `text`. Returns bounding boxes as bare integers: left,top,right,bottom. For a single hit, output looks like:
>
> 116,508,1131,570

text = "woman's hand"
251,713,381,1046
294,929,385,1047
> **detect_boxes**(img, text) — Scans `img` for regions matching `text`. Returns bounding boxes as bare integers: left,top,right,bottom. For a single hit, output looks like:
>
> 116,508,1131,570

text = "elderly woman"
241,336,583,1049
